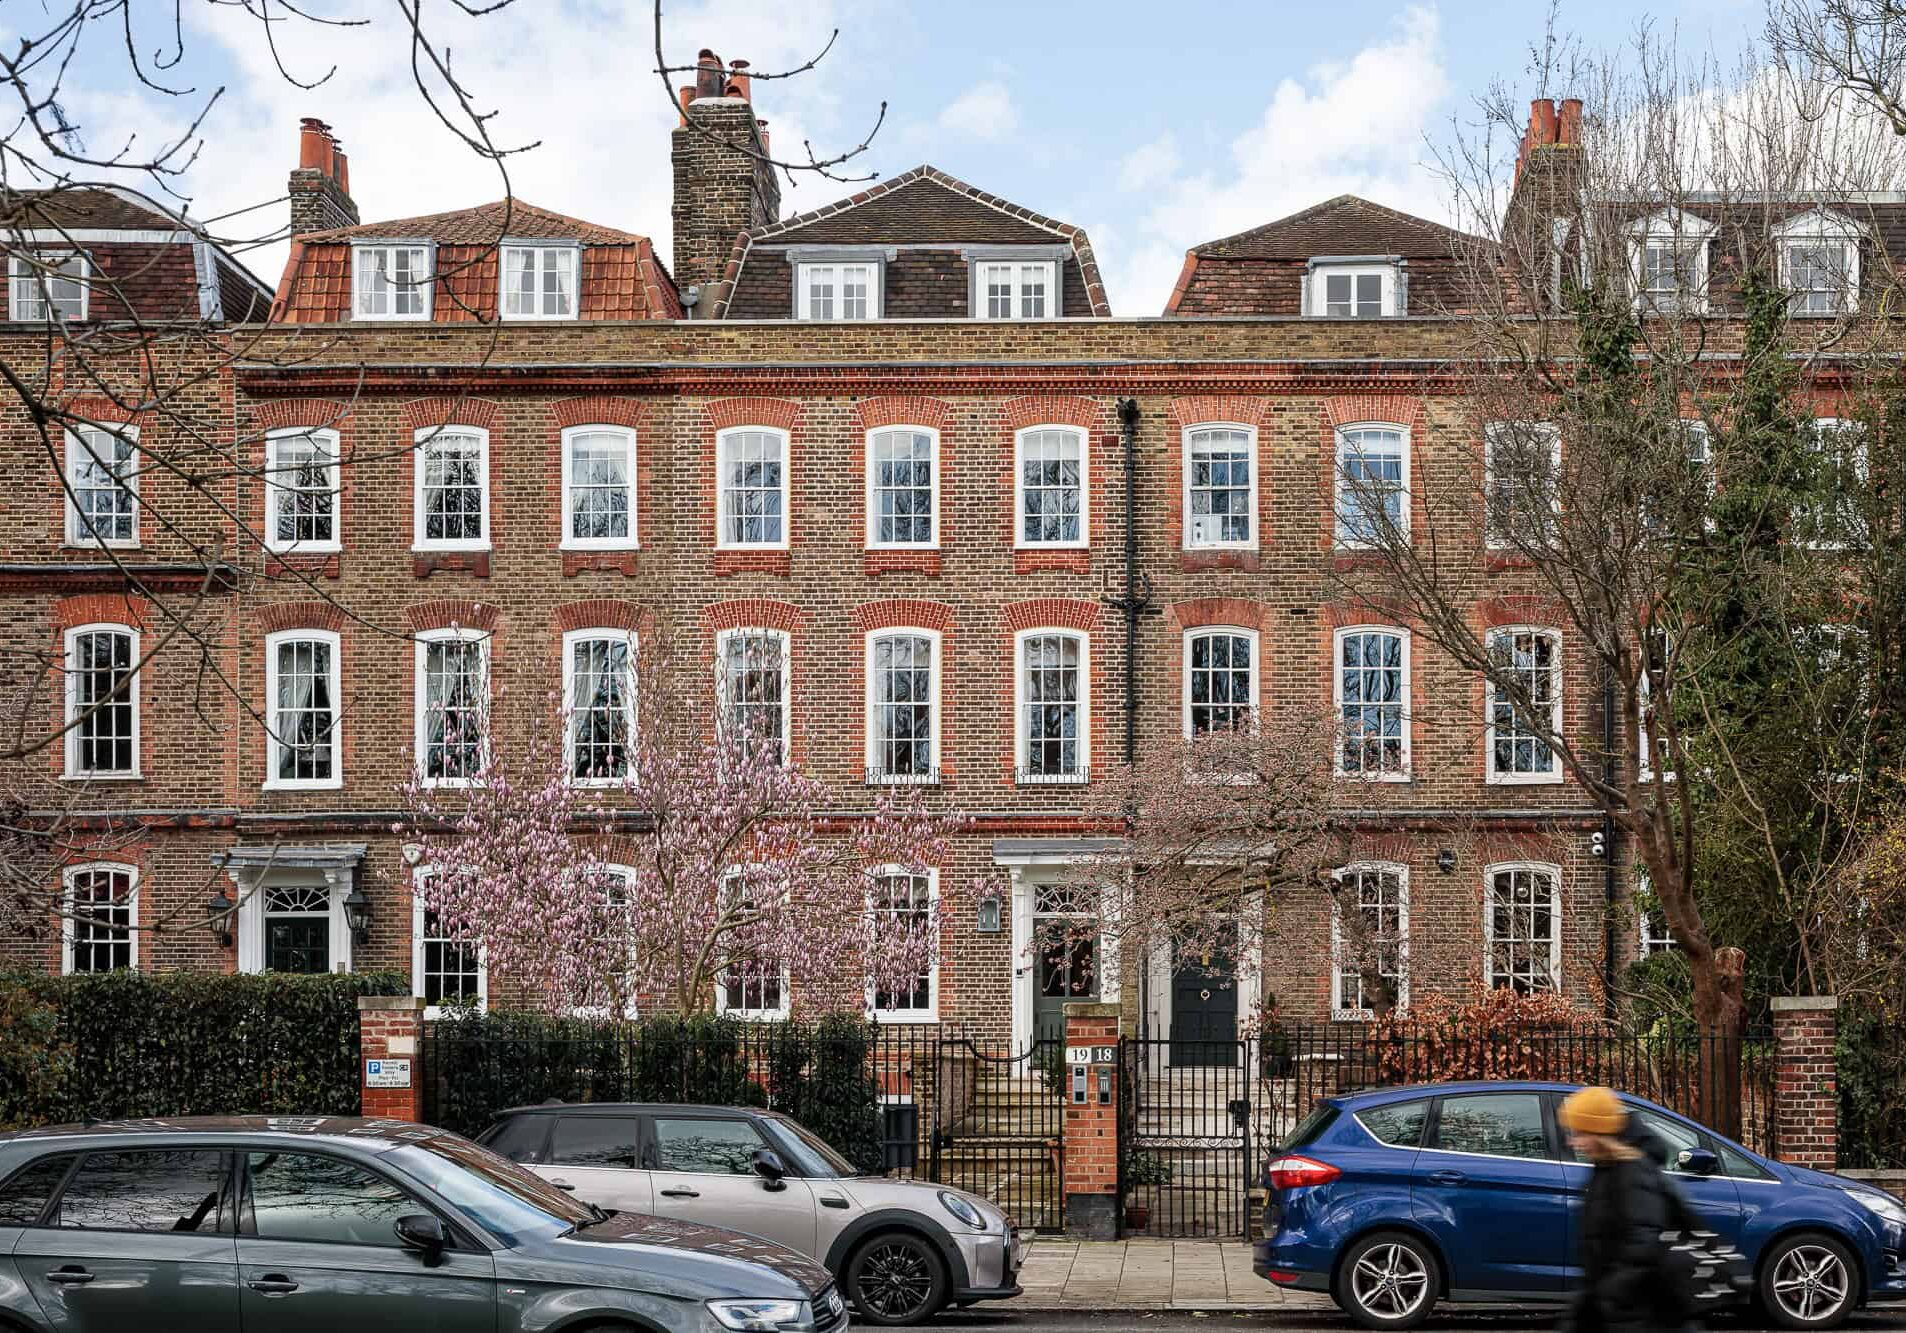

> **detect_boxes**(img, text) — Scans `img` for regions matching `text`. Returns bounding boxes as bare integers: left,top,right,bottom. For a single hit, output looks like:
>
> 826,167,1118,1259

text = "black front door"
1170,950,1237,1066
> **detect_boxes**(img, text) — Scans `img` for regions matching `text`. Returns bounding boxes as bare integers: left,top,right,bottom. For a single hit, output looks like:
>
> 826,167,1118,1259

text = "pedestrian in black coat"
1559,1085,1684,1333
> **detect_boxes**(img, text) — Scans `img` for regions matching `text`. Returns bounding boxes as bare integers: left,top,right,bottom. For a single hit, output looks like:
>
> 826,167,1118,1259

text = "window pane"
421,433,484,543
720,631,786,762
55,1151,226,1232
1488,867,1558,993
71,428,137,543
264,882,333,974
649,1118,766,1175
1358,1101,1428,1147
1339,631,1405,774
270,433,336,546
1434,1094,1547,1158
872,429,934,544
548,1117,639,1168
1488,631,1558,778
274,638,335,783
871,872,934,1013
1187,428,1252,546
418,907,481,1007
1019,429,1083,544
567,431,632,541
68,867,134,973
247,1152,412,1246
423,638,486,781
872,634,934,777
568,635,632,781
0,1155,74,1225
1023,634,1082,777
71,629,135,775
1335,428,1404,545
1187,632,1252,734
721,431,785,545
1334,867,1404,1011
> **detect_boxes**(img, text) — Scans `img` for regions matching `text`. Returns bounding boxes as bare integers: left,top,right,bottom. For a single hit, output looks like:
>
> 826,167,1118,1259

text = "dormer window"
501,243,578,319
1307,260,1400,317
1775,210,1863,317
1628,210,1713,315
353,243,432,320
974,260,1058,319
796,261,879,319
9,251,88,322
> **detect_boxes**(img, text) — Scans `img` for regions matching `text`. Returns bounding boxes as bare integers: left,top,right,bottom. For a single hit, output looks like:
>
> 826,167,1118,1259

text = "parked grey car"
479,1103,1026,1326
0,1115,848,1333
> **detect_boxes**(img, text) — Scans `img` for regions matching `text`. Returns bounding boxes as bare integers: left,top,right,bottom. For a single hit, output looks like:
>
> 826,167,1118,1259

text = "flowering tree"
399,642,978,1015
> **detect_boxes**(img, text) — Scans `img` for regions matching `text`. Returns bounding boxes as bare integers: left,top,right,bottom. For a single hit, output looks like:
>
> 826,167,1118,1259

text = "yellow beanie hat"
1560,1086,1628,1135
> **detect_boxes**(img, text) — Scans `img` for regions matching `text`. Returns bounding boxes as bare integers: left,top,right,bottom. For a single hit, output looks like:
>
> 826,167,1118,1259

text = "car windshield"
768,1117,860,1178
389,1136,597,1246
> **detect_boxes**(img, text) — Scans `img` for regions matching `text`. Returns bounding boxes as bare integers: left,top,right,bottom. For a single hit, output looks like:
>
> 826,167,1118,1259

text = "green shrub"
1840,1003,1906,1169
0,969,406,1128
792,1015,883,1173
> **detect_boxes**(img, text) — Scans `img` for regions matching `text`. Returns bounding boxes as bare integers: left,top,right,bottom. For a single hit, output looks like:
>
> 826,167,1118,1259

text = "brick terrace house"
6,75,1884,1053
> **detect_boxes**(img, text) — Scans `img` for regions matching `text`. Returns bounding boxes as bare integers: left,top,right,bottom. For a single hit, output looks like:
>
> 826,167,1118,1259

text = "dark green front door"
1170,952,1237,1066
1034,931,1096,1047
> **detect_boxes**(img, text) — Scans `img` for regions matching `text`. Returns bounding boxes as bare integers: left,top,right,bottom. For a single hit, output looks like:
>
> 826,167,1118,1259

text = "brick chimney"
1502,96,1588,308
671,50,781,313
290,118,360,236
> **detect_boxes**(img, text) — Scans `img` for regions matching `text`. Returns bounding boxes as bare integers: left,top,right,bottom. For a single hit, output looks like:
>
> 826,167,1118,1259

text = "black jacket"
1567,1125,1679,1333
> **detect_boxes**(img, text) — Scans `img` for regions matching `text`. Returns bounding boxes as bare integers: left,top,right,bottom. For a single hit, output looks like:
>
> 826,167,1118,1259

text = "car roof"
493,1103,781,1120
0,1116,464,1154
1332,1079,1598,1108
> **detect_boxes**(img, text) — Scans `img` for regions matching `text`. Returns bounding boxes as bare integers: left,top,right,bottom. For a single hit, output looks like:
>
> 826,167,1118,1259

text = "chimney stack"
290,118,360,236
671,50,781,313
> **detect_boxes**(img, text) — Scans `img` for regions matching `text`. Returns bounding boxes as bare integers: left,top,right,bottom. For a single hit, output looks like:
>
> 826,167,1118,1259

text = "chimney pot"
695,49,725,100
334,148,350,194
727,71,752,101
298,118,331,171
1529,98,1559,147
1558,98,1583,145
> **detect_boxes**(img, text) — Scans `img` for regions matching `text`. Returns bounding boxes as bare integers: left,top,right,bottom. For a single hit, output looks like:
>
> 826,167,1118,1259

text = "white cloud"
937,81,1018,141
1101,6,1455,314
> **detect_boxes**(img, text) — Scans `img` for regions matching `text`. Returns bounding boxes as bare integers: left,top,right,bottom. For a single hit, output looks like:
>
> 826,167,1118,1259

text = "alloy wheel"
1771,1244,1851,1324
1350,1242,1432,1321
856,1240,935,1321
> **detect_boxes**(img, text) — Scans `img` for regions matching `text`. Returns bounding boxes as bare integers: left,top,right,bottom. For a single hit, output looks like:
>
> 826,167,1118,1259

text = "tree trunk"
1690,945,1747,1138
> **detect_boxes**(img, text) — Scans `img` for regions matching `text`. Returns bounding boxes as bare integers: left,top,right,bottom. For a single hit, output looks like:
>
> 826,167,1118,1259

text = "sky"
31,0,1763,314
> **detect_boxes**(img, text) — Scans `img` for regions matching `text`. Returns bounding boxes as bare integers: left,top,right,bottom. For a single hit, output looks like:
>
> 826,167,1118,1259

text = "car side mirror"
752,1148,788,1191
395,1213,449,1265
1677,1148,1719,1177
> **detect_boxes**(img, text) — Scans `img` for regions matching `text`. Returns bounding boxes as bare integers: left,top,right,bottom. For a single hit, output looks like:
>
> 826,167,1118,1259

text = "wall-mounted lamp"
206,886,234,948
1436,848,1457,875
343,885,372,945
975,895,1003,935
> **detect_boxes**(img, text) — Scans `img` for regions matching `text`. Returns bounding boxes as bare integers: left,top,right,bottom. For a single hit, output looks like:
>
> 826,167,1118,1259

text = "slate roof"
1189,194,1480,261
710,166,1111,317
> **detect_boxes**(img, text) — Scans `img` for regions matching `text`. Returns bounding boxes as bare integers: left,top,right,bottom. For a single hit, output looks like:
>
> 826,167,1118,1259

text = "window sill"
1486,772,1564,787
872,1011,941,1025
61,771,143,783
866,768,941,787
263,778,344,792
719,1011,791,1024
1334,770,1412,784
265,542,343,557
62,540,143,553
419,777,484,790
1016,769,1088,787
559,540,641,553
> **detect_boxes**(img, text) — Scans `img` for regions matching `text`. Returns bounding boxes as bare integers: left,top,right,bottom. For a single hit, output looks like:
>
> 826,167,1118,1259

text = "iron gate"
1118,1036,1256,1239
929,1036,1066,1232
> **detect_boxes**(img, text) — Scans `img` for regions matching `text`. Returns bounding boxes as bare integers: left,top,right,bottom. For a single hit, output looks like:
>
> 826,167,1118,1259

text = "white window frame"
61,862,137,975
715,867,791,1022
864,627,942,786
867,865,940,1023
562,627,638,787
1637,631,1676,785
10,251,89,322
1483,421,1561,550
1628,210,1714,315
1183,423,1258,550
1329,862,1409,1021
263,628,343,791
498,242,580,321
973,259,1058,320
1798,417,1868,551
1308,262,1399,317
1181,626,1260,738
263,426,341,554
1014,425,1089,549
1334,423,1410,549
1635,865,1677,956
413,627,490,789
1775,210,1863,317
1015,628,1090,785
1485,626,1564,787
560,424,638,550
864,426,940,549
716,426,791,551
1482,861,1563,993
715,626,792,762
64,424,140,548
410,871,488,1018
63,622,140,780
795,261,881,320
1334,625,1412,781
351,242,433,320
411,425,491,552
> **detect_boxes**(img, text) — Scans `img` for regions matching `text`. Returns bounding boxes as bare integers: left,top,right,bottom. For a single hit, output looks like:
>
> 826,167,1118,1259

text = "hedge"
0,969,408,1130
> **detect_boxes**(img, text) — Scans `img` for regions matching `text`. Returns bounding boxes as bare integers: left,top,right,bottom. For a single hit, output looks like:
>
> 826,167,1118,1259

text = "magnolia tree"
399,643,978,1016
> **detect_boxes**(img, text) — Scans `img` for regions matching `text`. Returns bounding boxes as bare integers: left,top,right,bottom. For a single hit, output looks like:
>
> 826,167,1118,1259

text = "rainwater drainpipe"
1601,668,1619,1018
1116,397,1143,765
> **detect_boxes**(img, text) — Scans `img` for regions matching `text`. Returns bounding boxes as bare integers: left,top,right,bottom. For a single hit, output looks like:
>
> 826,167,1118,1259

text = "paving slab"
1012,1238,1335,1311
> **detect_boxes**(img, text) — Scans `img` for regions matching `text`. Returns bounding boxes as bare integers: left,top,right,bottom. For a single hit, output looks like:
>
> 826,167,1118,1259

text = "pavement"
1016,1239,1329,1312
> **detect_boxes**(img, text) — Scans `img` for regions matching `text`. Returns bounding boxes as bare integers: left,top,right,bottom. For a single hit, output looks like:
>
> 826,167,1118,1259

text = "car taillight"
1265,1155,1342,1190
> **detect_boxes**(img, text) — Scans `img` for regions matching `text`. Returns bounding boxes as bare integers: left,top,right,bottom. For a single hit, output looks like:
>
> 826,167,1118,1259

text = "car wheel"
1760,1233,1858,1330
1333,1231,1439,1331
845,1231,949,1326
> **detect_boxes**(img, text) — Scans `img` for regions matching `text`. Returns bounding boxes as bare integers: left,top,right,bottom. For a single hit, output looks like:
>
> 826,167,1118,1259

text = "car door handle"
1426,1169,1468,1187
46,1267,93,1286
820,1195,850,1209
660,1187,700,1199
550,1179,577,1191
248,1275,300,1295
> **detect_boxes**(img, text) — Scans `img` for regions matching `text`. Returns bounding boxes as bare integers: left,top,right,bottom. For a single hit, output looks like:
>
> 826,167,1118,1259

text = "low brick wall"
1842,1169,1906,1202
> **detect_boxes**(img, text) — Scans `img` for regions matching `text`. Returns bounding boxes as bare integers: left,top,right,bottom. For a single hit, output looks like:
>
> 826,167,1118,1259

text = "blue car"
1253,1081,1906,1331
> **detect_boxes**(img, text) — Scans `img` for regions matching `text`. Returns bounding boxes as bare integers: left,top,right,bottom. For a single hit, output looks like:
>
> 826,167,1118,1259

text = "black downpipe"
1116,397,1143,764
1601,669,1619,1018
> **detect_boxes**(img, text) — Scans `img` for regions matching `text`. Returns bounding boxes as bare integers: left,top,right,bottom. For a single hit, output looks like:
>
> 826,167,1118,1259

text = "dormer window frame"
785,246,890,321
498,239,581,321
1774,208,1865,317
352,240,435,321
1305,256,1405,318
1628,209,1715,316
965,245,1068,320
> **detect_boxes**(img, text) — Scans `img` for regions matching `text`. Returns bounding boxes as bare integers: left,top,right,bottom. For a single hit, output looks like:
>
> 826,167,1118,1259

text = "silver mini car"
479,1103,1026,1326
